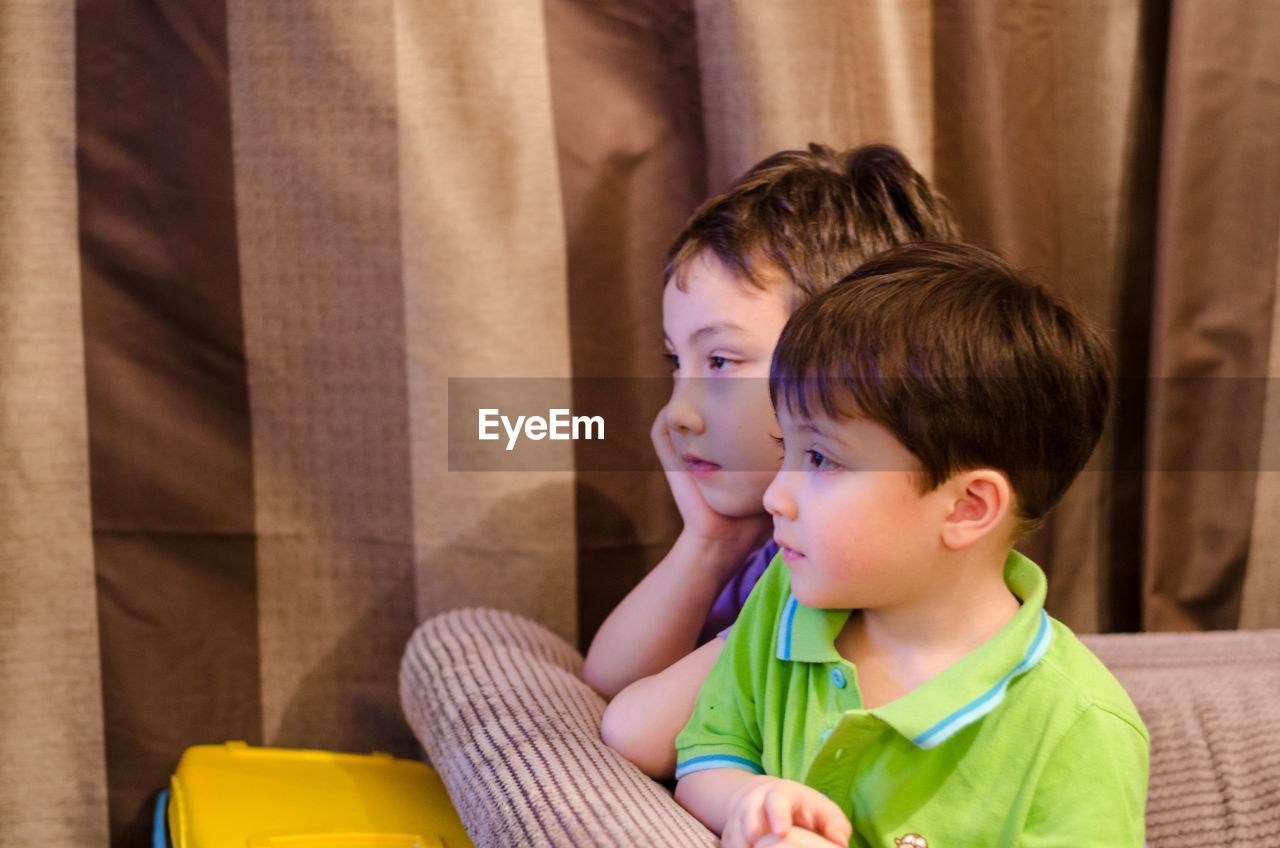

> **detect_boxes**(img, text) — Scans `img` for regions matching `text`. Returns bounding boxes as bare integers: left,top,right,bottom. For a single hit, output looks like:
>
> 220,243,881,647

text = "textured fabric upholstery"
400,607,718,847
1081,630,1280,847
402,609,1280,848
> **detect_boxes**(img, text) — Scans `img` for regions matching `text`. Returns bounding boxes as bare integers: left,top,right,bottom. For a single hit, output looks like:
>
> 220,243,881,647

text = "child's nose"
664,379,705,434
763,472,797,520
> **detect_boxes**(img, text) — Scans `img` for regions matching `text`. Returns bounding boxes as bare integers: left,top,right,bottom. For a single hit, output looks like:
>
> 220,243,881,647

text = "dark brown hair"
770,242,1114,534
665,143,960,307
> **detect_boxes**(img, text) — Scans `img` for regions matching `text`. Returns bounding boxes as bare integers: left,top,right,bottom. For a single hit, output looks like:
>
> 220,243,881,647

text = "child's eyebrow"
788,419,848,445
793,420,827,436
664,321,752,346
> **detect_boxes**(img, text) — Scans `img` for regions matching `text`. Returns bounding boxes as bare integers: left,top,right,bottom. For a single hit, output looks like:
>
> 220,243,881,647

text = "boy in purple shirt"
583,143,960,777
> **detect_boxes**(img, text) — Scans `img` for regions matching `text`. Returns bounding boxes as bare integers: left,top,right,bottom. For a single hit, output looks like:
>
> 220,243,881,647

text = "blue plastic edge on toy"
152,788,171,848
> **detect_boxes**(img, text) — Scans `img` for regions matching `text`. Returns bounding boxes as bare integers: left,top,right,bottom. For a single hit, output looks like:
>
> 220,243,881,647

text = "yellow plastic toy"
155,742,474,848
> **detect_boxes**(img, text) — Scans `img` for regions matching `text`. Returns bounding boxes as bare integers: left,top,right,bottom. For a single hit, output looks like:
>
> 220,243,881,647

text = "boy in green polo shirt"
674,243,1149,848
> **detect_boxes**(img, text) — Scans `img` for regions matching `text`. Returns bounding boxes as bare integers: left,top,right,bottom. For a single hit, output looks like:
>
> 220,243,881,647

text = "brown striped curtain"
4,1,1278,844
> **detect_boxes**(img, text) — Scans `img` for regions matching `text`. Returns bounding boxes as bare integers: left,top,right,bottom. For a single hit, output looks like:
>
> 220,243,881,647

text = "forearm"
583,530,753,696
675,768,762,835
600,638,724,778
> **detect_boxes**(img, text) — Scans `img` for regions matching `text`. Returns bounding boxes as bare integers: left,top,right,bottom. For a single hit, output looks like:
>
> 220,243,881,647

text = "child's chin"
789,585,832,610
697,474,772,518
699,486,766,519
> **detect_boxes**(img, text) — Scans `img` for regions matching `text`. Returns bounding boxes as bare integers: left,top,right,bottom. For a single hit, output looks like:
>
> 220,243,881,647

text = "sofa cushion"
1082,629,1280,847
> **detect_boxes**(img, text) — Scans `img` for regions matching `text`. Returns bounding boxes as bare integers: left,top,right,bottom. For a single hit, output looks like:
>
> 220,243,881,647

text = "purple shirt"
698,539,780,644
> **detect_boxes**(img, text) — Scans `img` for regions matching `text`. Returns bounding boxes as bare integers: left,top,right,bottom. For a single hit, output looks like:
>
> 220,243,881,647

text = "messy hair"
665,143,960,307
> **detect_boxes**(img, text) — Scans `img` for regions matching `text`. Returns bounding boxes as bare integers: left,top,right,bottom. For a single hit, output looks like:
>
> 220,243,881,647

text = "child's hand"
651,406,772,546
721,776,852,848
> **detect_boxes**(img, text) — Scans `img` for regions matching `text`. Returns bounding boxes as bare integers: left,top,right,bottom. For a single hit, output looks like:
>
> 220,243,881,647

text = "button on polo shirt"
676,551,1149,848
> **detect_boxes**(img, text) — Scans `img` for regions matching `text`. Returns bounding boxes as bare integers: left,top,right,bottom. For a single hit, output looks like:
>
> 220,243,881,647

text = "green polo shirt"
676,551,1149,847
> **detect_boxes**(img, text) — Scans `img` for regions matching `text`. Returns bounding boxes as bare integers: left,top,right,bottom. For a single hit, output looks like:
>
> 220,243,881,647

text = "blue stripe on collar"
910,609,1053,749
777,594,800,660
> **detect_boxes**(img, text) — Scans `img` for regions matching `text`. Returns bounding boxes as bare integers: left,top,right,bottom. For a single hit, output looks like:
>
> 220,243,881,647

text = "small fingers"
781,790,849,847
764,790,794,837
725,800,772,848
811,798,851,847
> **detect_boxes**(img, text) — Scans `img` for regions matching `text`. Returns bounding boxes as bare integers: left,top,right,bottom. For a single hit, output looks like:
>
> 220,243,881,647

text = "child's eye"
708,355,729,370
663,353,680,372
805,450,838,471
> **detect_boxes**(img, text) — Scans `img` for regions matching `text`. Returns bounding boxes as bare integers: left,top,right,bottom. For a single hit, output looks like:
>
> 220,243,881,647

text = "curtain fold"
1144,0,1280,631
2,0,1278,842
1242,230,1280,628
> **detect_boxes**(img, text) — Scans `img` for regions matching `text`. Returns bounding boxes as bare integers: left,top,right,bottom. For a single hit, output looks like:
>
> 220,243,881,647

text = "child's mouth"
778,543,805,562
682,453,721,476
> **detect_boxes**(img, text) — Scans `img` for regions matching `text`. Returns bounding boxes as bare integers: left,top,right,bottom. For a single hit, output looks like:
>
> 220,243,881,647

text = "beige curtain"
2,2,108,844
3,0,1278,843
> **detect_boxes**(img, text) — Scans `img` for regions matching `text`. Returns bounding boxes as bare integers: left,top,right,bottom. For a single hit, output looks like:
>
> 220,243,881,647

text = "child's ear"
940,469,1013,550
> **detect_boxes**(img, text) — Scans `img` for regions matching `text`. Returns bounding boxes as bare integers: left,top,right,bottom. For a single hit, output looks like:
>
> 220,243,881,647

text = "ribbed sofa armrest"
400,607,718,848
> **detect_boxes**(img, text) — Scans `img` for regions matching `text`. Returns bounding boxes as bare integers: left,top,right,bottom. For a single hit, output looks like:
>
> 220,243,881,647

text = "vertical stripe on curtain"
76,0,261,842
226,0,419,757
1243,241,1280,628
1146,0,1280,630
394,0,579,640
1,0,109,843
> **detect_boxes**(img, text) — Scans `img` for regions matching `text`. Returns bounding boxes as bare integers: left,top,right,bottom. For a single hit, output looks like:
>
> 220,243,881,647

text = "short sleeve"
1020,705,1149,847
676,555,787,779
699,539,779,643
